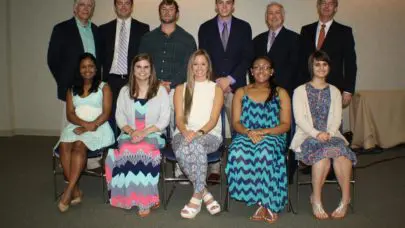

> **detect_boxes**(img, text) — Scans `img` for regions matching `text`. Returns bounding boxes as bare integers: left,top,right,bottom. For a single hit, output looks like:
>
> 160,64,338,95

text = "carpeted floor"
0,136,404,228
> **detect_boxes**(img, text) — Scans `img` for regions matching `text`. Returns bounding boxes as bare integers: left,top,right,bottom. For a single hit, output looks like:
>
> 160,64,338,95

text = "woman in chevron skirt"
225,56,291,223
105,54,170,217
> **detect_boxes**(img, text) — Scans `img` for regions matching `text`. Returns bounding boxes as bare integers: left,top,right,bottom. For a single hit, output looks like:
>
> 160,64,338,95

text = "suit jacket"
198,16,254,91
99,18,150,82
253,26,299,94
47,17,101,101
299,21,357,93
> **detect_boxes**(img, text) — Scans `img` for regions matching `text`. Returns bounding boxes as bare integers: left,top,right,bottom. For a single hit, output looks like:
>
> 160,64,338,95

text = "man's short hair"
266,2,285,16
215,0,235,3
317,0,338,7
114,0,133,5
159,0,179,13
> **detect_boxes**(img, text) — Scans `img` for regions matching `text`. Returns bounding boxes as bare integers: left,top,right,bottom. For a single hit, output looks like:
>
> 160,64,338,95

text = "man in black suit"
198,0,254,181
48,0,100,103
47,0,101,169
253,2,299,95
299,0,357,180
99,0,150,134
300,0,357,106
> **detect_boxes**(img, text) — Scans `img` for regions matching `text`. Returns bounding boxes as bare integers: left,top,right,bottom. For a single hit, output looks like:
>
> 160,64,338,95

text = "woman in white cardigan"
290,51,357,220
105,54,170,217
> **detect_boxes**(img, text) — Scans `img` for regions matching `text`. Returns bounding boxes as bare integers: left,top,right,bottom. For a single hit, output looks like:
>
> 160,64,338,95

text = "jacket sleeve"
47,25,62,84
115,86,128,129
293,86,320,138
342,27,357,94
154,87,170,131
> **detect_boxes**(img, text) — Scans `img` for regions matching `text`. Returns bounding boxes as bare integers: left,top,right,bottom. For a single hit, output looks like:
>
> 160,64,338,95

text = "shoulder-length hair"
308,50,331,79
183,49,214,124
71,53,101,96
128,53,160,100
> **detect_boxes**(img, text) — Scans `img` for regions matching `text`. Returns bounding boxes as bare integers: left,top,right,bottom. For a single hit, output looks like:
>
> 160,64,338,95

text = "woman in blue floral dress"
290,50,357,220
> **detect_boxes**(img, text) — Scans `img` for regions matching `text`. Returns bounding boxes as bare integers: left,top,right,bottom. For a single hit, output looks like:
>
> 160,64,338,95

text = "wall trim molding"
13,128,59,136
0,130,13,137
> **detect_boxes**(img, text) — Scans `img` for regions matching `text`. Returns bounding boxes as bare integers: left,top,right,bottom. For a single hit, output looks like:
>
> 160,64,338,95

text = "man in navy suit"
99,0,149,135
198,0,254,181
48,0,100,102
300,0,357,106
253,2,299,95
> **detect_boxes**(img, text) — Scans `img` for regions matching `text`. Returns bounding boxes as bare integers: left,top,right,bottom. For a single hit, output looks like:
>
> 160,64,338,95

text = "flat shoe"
58,201,69,213
71,191,83,206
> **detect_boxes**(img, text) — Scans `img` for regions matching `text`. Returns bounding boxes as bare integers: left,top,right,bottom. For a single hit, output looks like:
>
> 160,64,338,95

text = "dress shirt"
110,18,131,75
75,17,96,57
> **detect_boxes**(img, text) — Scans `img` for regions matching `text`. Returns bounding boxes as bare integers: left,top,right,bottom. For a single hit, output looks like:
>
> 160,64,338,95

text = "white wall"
4,0,405,135
0,0,13,136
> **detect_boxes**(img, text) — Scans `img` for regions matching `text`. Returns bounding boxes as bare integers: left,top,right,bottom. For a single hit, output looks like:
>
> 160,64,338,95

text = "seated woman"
225,56,291,223
105,54,170,217
56,53,115,212
173,49,224,219
290,50,357,220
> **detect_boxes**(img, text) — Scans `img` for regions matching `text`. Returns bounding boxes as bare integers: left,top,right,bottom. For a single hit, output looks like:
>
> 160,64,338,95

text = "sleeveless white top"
174,80,222,139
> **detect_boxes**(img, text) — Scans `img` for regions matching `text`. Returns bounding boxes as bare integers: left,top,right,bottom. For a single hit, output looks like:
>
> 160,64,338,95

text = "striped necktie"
117,21,128,74
317,24,326,50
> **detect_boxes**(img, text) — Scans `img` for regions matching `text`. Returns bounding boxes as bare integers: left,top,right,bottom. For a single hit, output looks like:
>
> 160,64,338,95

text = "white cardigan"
290,84,348,152
115,85,170,136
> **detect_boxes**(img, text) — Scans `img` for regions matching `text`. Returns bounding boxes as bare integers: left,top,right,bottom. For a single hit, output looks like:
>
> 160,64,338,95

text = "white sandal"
203,192,221,215
180,197,202,219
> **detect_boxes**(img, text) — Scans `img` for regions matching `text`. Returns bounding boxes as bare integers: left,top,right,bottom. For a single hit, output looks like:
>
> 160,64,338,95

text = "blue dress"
225,94,287,213
297,83,357,165
56,82,115,151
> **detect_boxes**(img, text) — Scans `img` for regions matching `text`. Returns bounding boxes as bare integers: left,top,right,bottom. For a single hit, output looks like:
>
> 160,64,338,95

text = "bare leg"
60,141,87,205
311,158,331,219
331,156,352,218
59,142,72,182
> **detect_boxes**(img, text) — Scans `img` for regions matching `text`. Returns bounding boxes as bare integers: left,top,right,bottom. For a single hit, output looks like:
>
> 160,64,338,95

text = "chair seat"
161,144,223,163
53,147,105,158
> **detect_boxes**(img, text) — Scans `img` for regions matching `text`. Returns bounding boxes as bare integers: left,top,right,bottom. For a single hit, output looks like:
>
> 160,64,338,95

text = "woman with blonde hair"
172,49,224,219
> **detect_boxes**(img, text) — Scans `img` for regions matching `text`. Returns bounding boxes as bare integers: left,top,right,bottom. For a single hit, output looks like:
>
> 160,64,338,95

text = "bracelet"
246,129,252,134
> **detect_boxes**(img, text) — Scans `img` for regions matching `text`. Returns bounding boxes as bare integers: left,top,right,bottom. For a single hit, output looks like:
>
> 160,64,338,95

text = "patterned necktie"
117,21,128,74
317,24,326,50
221,22,229,51
267,31,276,52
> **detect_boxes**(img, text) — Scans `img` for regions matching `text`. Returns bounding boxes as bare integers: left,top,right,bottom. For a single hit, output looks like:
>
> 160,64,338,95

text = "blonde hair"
183,49,213,123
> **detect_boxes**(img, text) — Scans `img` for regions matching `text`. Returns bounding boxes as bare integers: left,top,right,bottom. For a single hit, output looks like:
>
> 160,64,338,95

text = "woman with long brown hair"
105,53,170,217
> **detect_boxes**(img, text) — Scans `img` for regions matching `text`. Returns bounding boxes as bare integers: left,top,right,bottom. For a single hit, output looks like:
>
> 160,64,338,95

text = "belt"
110,73,128,79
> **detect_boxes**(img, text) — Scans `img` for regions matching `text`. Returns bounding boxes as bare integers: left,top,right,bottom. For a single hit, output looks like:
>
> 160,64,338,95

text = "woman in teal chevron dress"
225,56,291,223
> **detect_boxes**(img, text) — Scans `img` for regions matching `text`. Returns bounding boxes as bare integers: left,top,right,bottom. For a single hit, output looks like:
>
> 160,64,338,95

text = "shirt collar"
268,26,283,37
318,19,333,29
217,16,232,27
75,17,91,28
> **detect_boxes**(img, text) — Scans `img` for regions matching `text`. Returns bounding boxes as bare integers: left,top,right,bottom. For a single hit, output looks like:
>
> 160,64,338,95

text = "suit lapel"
212,16,225,52
309,22,317,51
69,18,84,53
321,21,336,50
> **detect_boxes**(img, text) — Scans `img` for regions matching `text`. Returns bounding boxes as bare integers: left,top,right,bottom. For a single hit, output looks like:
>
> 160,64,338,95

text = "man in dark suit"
253,2,299,183
300,0,357,106
253,2,299,95
99,0,150,134
198,0,254,181
299,0,357,181
48,0,100,103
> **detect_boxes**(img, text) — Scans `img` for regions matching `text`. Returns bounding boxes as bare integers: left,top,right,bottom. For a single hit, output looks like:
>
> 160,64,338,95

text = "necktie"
267,31,276,52
221,22,229,51
317,24,326,50
117,21,128,74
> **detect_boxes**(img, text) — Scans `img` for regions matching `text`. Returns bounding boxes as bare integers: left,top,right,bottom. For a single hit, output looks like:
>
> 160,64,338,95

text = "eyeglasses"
252,65,272,71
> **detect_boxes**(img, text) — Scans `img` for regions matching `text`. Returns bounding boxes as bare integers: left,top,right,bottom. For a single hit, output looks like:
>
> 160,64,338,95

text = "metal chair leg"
162,158,167,210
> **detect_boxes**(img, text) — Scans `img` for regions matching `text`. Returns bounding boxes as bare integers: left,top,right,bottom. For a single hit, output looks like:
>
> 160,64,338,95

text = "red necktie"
317,24,326,50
